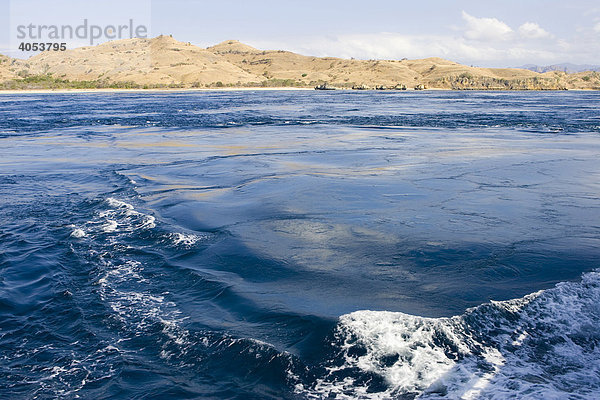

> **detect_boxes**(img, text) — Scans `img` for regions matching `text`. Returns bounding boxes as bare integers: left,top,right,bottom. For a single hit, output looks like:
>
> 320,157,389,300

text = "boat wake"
309,270,600,399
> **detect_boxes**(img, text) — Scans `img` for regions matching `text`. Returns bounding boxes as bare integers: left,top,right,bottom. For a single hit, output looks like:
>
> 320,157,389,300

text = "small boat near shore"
351,84,407,90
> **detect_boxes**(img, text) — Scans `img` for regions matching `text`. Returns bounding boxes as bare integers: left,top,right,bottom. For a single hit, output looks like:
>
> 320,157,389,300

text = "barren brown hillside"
12,36,264,87
208,40,422,87
211,40,600,90
1,36,599,90
0,55,18,82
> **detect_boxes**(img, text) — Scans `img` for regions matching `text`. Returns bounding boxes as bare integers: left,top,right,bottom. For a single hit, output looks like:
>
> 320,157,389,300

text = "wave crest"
310,270,600,399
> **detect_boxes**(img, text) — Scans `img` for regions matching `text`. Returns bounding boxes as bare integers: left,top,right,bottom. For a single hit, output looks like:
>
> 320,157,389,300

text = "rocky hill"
0,55,18,82
8,36,262,88
1,36,599,90
209,40,565,90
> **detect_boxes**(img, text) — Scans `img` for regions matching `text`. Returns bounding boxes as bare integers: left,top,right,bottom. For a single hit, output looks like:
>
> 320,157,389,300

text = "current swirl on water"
1,91,599,399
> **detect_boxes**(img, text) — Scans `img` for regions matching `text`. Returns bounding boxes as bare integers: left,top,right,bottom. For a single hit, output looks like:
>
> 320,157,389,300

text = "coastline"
0,87,316,95
2,37,599,94
1,87,597,95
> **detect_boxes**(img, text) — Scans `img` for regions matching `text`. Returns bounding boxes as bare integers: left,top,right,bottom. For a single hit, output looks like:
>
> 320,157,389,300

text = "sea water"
0,90,599,399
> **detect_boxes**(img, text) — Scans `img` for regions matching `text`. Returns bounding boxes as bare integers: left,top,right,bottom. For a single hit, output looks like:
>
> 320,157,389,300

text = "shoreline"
0,87,597,95
0,87,316,95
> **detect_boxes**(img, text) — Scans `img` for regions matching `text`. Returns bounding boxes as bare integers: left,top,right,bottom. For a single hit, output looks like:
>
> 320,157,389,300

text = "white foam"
308,270,600,399
102,220,118,232
94,197,156,234
92,253,197,364
70,228,86,238
106,197,134,210
169,232,204,247
140,215,156,229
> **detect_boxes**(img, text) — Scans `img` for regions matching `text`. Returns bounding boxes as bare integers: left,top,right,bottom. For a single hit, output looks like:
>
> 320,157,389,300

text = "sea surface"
0,90,599,399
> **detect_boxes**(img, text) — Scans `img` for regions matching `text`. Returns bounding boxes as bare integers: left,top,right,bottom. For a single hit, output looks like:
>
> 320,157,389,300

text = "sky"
1,0,599,67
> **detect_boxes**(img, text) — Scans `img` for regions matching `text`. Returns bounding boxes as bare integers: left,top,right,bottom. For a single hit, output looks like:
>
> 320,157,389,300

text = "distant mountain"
518,63,600,73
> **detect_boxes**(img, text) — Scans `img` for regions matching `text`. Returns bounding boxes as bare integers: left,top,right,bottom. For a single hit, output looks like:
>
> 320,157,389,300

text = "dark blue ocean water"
0,90,599,399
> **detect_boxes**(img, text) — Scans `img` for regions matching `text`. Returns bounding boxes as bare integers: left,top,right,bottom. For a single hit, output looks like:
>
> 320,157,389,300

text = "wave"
74,196,600,399
310,270,600,399
96,197,156,232
62,195,304,398
69,227,86,238
166,232,207,248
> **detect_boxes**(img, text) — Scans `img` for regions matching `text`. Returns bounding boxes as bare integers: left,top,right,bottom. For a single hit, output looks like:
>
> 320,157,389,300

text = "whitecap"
169,232,204,247
98,198,156,232
309,270,600,399
70,228,86,238
106,197,134,210
102,220,118,232
140,215,156,229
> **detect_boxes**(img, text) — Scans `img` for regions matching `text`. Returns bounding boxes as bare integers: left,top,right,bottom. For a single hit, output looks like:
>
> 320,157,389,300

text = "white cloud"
518,22,552,39
594,22,600,32
461,11,513,41
253,32,561,67
249,11,600,67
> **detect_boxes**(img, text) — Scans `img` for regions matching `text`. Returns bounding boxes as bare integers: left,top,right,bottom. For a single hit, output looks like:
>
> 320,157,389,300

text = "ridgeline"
1,36,599,90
